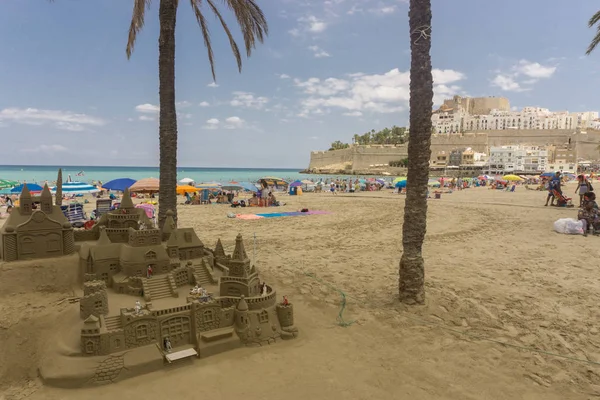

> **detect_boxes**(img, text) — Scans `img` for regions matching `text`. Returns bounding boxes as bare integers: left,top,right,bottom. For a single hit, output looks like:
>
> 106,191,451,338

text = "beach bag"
553,218,584,235
588,181,594,192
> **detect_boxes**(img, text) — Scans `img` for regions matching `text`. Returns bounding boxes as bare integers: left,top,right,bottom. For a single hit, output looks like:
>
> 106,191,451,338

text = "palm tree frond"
589,11,600,28
586,30,600,55
220,0,269,57
205,0,242,73
126,0,152,59
190,0,217,81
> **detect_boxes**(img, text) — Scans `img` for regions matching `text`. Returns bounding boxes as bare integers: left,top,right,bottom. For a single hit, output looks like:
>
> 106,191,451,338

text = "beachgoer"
578,201,599,236
575,175,591,207
330,182,336,195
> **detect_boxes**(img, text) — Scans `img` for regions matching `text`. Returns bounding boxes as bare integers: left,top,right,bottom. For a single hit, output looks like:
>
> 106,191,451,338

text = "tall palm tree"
586,11,600,55
399,0,433,305
126,0,268,228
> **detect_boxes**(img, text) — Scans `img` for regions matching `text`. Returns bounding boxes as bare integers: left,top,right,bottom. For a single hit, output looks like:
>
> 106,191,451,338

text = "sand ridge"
1,184,599,399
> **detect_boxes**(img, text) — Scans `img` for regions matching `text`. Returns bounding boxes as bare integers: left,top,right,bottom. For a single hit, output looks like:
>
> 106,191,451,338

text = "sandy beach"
1,183,599,399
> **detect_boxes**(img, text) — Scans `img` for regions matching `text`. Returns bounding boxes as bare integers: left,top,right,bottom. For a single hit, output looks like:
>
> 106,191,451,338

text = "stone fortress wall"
308,129,600,171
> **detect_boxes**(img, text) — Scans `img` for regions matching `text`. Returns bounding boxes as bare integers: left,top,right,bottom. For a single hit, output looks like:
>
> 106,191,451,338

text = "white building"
432,106,578,134
572,111,599,128
487,145,548,175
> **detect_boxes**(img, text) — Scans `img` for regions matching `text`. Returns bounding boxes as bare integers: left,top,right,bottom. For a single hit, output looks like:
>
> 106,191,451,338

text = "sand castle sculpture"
0,182,75,261
1,179,298,386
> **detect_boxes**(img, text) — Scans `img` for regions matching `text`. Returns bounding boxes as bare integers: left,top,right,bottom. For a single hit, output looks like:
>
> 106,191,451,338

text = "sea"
0,165,319,185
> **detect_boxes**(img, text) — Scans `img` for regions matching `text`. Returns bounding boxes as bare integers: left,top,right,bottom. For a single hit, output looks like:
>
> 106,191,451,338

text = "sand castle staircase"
104,315,123,332
144,274,176,301
193,261,215,287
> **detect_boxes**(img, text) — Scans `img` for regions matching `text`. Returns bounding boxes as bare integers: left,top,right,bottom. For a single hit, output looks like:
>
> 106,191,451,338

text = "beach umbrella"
393,177,407,184
289,180,303,187
0,179,18,189
196,182,221,189
238,182,260,192
11,183,44,193
176,185,201,195
259,176,288,186
102,178,137,191
130,178,160,192
0,188,13,195
52,182,99,194
503,174,524,182
179,177,195,184
540,172,556,178
428,179,440,187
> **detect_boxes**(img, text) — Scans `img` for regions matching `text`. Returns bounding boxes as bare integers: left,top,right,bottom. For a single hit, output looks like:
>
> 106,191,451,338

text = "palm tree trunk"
158,0,178,228
399,0,433,305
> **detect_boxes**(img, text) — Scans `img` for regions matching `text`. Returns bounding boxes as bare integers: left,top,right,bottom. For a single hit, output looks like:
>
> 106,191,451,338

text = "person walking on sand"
330,182,337,195
575,174,592,207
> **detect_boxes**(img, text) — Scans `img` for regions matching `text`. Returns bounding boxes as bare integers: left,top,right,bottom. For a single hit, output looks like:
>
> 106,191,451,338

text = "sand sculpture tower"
80,280,109,319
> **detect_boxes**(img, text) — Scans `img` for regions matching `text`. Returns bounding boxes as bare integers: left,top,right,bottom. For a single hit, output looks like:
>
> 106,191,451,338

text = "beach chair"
552,189,573,208
200,190,210,204
95,199,112,217
61,203,87,228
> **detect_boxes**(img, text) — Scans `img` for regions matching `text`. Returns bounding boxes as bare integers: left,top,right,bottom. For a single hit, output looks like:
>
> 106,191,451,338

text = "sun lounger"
95,199,112,217
61,203,87,228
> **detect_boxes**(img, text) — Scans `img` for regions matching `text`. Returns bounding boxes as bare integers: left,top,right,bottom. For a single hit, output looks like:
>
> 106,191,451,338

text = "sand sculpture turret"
0,183,74,261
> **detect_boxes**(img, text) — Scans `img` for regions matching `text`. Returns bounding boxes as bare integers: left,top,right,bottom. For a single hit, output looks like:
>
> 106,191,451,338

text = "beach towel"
235,210,331,220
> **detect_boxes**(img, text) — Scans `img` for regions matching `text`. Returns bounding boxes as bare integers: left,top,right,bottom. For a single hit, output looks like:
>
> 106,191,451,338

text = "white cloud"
491,75,527,92
230,91,269,109
202,116,246,130
514,60,556,79
224,116,245,129
308,45,331,58
289,15,327,36
369,6,397,15
176,100,193,108
21,144,69,154
135,103,159,113
491,59,556,92
203,118,220,130
343,111,363,117
293,68,466,116
0,107,106,131
199,101,210,107
279,74,291,79
139,115,155,121
207,82,219,88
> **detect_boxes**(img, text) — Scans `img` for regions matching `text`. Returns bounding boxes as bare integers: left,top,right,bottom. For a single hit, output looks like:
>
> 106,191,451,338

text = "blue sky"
0,0,599,168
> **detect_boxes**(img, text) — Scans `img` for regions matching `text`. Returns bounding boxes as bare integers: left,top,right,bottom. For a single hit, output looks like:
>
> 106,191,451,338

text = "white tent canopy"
179,177,195,184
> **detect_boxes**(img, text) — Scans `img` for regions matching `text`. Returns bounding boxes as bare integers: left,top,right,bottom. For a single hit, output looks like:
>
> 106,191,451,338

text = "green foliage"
329,125,408,150
352,125,408,145
389,158,409,167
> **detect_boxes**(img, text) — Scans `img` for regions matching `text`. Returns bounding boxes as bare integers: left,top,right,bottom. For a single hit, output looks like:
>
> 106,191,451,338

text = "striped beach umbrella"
0,179,18,189
52,182,99,194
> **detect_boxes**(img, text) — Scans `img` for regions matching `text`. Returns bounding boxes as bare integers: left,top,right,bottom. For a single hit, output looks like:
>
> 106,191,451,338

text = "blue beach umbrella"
238,182,260,192
102,178,137,191
11,183,44,193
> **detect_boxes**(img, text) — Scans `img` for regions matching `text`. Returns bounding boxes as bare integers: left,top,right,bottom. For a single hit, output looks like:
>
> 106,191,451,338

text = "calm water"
0,165,317,184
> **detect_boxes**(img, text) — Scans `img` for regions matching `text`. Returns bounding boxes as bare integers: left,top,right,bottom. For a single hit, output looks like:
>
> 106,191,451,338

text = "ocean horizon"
0,165,311,185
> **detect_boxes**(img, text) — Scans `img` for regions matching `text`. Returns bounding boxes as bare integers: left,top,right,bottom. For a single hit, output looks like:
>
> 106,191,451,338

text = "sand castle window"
150,237,159,244
203,309,215,323
46,238,60,252
145,251,157,260
227,287,241,296
101,273,108,283
95,300,103,309
259,310,269,323
136,325,148,339
114,339,121,349
21,237,34,254
85,341,95,354
110,264,118,271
